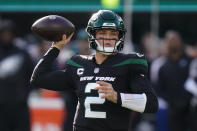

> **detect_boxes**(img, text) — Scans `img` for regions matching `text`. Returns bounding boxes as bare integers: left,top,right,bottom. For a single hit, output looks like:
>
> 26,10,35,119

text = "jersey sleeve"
129,73,158,113
117,53,158,113
30,47,74,91
129,54,158,113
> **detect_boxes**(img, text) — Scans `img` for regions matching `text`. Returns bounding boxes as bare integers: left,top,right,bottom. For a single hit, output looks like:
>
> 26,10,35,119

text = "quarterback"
31,10,158,131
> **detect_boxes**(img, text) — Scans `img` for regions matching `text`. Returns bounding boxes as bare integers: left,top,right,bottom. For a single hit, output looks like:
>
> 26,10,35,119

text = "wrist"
117,92,122,105
112,91,118,103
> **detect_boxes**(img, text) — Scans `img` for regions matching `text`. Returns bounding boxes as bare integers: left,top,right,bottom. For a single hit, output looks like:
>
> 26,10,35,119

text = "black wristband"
117,92,122,106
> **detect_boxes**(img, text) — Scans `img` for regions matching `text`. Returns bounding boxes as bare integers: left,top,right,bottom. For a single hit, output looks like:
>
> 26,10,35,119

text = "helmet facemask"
88,30,124,55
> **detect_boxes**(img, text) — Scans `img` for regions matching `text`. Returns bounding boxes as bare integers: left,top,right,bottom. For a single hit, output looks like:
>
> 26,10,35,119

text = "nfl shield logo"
94,68,99,74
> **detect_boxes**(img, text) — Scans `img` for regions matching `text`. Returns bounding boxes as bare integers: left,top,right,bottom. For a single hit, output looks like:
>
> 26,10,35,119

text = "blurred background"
0,0,197,131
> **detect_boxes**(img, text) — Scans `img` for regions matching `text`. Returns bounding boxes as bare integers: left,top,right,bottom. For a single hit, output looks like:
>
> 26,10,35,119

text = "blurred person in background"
157,30,194,131
150,39,168,84
186,42,197,58
184,58,197,130
140,32,160,64
62,29,91,131
0,19,34,131
150,39,169,131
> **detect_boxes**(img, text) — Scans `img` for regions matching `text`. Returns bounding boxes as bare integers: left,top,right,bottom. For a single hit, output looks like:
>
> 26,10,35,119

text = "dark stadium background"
1,0,197,46
1,12,197,45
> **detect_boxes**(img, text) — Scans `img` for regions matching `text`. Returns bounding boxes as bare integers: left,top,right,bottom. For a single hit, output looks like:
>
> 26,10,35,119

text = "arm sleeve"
30,47,74,91
24,51,35,91
117,58,158,113
130,74,158,113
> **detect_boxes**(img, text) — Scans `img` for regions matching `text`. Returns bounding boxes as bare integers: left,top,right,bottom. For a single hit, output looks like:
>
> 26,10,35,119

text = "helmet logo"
136,53,144,57
103,23,115,27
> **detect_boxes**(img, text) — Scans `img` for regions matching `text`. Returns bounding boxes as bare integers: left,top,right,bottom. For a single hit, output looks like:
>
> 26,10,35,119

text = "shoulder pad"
66,55,93,68
113,53,148,68
66,55,84,68
129,52,146,59
114,53,148,74
130,53,148,74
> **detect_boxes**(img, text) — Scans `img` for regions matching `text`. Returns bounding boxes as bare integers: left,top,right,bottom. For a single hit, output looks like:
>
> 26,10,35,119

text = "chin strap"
94,39,121,55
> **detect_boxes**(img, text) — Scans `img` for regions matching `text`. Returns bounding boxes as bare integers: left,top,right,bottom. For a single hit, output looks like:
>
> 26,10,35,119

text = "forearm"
117,77,158,113
116,92,147,113
30,47,63,90
96,79,158,113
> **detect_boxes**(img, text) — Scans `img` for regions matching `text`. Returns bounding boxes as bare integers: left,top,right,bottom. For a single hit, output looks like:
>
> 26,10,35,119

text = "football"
31,15,75,42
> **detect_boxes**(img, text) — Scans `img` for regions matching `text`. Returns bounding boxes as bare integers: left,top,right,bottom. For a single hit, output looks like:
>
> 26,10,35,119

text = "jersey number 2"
84,83,106,118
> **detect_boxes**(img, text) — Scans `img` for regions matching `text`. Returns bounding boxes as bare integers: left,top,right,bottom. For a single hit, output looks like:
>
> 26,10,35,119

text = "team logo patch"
136,53,144,57
94,68,99,74
49,15,56,20
103,23,116,27
140,74,145,77
77,68,84,75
